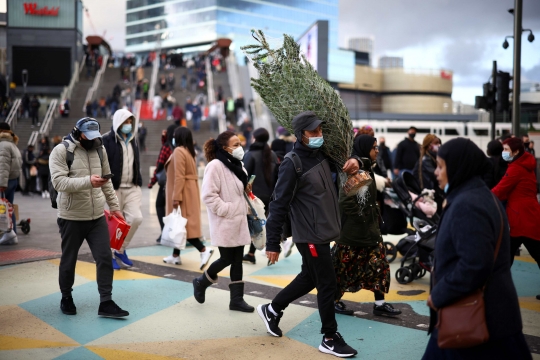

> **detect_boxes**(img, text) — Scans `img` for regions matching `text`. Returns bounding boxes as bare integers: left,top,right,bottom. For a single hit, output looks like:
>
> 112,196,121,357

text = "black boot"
193,271,216,304
229,281,254,312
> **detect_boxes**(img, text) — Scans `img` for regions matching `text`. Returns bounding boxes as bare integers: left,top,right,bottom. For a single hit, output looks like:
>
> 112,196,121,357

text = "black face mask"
409,133,416,139
380,142,385,147
79,138,94,150
524,142,530,148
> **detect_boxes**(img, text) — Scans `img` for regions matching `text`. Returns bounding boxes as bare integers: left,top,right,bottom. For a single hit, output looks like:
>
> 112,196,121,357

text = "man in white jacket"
102,109,143,270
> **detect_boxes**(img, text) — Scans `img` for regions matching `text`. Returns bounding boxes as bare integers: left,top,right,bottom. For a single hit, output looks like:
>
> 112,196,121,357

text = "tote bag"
161,208,188,249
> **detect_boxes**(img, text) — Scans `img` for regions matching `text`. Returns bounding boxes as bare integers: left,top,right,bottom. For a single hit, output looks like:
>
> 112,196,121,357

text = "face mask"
502,151,514,162
380,142,385,147
431,145,440,152
409,133,416,139
80,138,94,150
172,138,176,147
121,124,132,134
304,135,324,149
228,146,244,160
444,183,450,193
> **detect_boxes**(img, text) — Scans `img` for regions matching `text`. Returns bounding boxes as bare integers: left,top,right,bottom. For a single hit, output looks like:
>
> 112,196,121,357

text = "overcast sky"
79,0,539,105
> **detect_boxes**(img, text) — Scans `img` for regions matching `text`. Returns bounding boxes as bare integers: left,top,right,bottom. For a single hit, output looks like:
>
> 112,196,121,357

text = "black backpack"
49,141,103,209
272,151,302,239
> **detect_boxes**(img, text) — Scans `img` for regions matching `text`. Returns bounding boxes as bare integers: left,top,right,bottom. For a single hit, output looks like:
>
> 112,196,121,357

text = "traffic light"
496,71,511,113
475,82,495,111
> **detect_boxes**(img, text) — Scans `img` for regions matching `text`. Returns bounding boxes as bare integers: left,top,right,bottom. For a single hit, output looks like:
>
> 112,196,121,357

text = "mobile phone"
102,174,114,180
248,175,256,185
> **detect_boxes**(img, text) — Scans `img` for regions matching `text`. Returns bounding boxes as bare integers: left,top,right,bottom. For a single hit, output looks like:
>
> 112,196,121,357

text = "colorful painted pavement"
1,243,539,359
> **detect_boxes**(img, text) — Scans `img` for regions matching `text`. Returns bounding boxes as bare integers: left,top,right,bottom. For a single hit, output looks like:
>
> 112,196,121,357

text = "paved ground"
1,189,539,359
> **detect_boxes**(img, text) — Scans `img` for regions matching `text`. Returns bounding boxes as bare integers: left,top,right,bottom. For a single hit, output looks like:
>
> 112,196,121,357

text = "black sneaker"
334,301,354,316
60,296,76,315
156,236,161,244
242,254,256,264
98,300,129,318
373,302,402,317
319,332,358,358
257,304,283,337
536,295,540,300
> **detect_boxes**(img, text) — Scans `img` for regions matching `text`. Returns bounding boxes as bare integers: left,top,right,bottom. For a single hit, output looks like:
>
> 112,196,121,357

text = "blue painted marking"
250,252,303,276
126,245,196,257
405,301,431,317
0,264,16,271
20,279,194,345
511,260,540,297
54,346,103,359
286,312,429,358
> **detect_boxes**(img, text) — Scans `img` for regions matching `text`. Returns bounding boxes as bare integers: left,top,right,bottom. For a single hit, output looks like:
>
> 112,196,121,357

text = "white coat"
202,159,251,248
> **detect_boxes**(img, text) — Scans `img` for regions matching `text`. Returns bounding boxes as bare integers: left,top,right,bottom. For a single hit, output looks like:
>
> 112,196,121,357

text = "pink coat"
202,159,251,247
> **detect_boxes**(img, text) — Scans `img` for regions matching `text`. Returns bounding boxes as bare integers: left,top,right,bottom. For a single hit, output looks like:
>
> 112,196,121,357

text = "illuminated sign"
23,2,60,16
298,24,319,71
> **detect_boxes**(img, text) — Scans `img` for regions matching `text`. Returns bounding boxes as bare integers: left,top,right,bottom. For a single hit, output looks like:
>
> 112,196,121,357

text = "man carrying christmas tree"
257,111,360,358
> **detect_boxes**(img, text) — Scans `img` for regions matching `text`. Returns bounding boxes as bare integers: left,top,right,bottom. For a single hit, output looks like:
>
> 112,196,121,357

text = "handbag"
104,210,132,251
30,165,38,177
161,208,188,249
436,193,504,349
249,195,267,250
156,168,167,186
244,193,264,237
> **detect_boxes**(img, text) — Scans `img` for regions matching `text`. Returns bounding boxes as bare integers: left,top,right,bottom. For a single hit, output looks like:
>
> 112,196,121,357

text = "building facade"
125,0,354,83
379,56,403,69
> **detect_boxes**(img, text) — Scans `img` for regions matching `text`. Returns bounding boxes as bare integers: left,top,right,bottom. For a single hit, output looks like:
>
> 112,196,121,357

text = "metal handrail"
148,55,159,100
82,54,109,112
60,62,80,102
5,98,21,130
28,131,39,147
78,54,87,76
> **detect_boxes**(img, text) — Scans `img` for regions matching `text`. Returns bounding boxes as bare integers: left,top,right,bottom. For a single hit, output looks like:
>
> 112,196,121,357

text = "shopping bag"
161,208,188,249
0,196,13,232
104,210,132,251
246,193,266,250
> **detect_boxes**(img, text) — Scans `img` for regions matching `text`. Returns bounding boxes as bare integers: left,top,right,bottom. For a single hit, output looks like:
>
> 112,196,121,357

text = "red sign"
23,3,60,16
440,70,453,80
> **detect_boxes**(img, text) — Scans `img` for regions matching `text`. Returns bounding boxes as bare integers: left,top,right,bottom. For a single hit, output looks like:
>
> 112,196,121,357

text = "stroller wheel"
409,263,423,280
418,268,427,278
383,242,397,263
395,267,413,284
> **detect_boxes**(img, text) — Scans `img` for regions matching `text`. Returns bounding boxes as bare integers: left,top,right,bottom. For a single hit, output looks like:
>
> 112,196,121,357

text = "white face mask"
228,146,244,160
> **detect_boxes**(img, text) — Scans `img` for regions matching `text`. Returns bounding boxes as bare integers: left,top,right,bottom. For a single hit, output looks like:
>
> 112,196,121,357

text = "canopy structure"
85,36,113,55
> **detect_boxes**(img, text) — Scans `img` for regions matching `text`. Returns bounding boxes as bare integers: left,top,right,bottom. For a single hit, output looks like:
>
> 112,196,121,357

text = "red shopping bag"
104,210,131,251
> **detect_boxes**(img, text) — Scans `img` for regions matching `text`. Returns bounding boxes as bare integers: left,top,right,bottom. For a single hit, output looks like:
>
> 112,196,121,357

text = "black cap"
292,111,324,135
409,126,418,131
0,122,11,131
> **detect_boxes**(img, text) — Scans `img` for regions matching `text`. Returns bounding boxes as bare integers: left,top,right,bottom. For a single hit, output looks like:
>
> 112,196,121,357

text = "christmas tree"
241,30,354,169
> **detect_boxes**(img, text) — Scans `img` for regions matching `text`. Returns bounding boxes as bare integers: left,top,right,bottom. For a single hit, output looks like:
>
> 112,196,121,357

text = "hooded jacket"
492,151,540,240
49,135,120,220
102,109,142,190
0,131,22,187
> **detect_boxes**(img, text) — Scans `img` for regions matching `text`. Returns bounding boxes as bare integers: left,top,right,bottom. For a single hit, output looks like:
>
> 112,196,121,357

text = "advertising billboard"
7,0,77,29
298,23,319,71
297,20,328,80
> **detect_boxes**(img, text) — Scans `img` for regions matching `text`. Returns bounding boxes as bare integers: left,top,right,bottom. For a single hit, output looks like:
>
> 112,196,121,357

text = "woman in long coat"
163,127,214,270
423,138,530,359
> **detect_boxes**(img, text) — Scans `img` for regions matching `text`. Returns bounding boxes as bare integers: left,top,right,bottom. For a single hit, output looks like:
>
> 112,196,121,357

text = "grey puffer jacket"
0,132,22,187
49,136,120,221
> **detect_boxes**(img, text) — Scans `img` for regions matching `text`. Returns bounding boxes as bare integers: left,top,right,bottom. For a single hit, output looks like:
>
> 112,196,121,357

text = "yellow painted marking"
48,259,159,280
0,335,77,350
520,298,540,312
87,346,183,359
515,256,536,264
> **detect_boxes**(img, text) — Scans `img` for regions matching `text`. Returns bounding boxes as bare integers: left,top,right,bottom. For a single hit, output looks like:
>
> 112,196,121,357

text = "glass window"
127,9,216,35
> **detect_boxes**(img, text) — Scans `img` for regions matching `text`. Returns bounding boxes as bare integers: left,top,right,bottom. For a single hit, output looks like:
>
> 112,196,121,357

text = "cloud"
523,63,540,82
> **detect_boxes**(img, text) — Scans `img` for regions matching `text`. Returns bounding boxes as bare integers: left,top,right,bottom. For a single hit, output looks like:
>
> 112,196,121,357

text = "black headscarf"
438,138,490,194
487,140,503,157
353,135,376,158
216,146,248,188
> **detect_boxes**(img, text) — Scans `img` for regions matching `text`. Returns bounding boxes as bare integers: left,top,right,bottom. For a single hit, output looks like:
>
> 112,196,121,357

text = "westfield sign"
23,3,60,16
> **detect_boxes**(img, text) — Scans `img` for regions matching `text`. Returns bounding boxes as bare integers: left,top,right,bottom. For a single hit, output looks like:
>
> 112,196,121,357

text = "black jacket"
265,142,341,252
429,177,522,340
412,153,437,190
483,156,508,189
102,128,143,190
243,145,278,206
394,137,420,171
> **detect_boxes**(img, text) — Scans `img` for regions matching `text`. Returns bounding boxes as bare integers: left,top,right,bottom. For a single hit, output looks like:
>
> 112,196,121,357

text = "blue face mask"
121,124,132,134
172,138,176,147
305,135,324,149
444,183,450,193
502,151,513,162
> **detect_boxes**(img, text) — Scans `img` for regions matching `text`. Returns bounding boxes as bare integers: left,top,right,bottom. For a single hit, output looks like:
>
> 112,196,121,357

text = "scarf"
216,147,248,188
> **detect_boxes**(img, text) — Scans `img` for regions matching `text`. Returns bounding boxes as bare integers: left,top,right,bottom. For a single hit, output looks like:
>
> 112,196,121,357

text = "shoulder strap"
285,152,302,177
62,141,74,171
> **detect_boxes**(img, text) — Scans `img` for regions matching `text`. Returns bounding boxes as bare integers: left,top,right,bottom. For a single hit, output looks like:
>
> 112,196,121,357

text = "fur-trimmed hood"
0,131,19,145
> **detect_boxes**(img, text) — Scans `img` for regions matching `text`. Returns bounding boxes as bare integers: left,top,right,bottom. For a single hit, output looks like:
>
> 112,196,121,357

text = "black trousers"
510,236,540,268
206,246,244,282
156,185,166,231
57,217,113,302
272,243,338,336
173,238,204,255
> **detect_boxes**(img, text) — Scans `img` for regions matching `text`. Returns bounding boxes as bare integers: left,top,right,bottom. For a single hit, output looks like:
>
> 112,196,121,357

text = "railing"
78,54,87,76
60,62,80,102
148,55,159,100
28,98,58,147
205,56,215,103
5,98,22,130
225,53,242,99
82,54,109,113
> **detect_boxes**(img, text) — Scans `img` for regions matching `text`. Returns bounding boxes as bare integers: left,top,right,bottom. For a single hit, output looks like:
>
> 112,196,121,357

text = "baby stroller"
392,171,439,227
380,188,411,263
395,219,436,284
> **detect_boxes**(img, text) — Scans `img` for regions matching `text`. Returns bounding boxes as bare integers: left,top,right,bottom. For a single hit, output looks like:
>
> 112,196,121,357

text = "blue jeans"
5,178,18,233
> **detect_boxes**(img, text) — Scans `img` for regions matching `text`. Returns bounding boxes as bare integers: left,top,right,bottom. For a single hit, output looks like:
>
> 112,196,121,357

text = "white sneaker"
0,230,18,245
163,255,181,265
46,191,50,199
282,238,294,258
42,192,46,199
199,248,214,270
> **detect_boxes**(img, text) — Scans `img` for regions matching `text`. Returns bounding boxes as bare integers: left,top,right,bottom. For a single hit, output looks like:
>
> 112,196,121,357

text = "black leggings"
156,185,166,230
173,238,204,255
510,236,540,268
206,246,244,282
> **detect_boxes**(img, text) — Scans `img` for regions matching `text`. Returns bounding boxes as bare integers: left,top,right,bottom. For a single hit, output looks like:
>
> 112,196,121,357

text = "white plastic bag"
249,196,266,250
0,196,13,233
186,110,193,121
161,208,188,249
